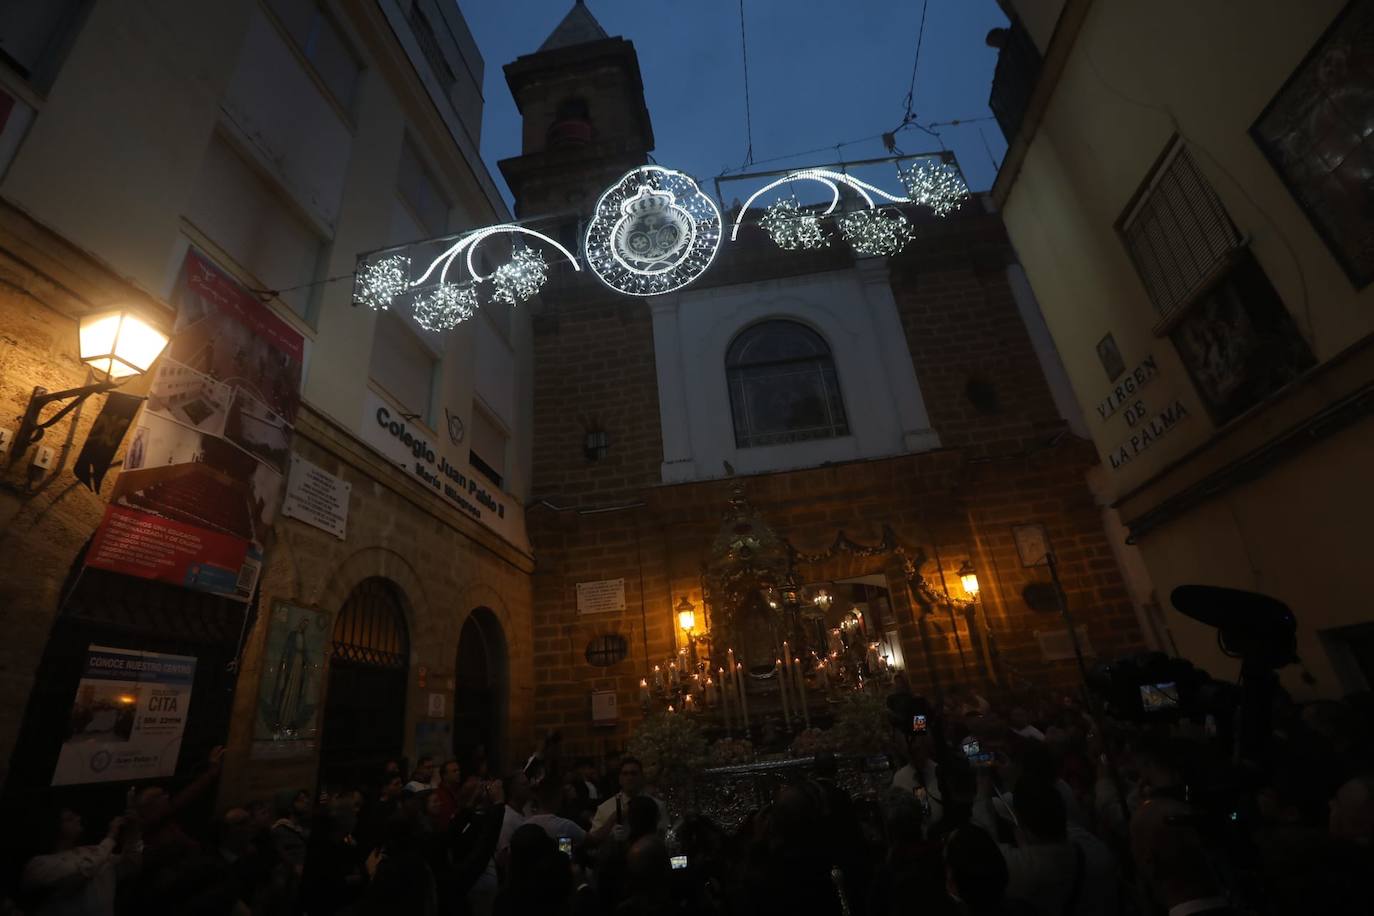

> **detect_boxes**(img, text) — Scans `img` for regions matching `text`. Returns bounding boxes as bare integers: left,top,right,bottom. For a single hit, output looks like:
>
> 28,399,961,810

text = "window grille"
1120,145,1241,326
331,577,409,669
585,634,629,668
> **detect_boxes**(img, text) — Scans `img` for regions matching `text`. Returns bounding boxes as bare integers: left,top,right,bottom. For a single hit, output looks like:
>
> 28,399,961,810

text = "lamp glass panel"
960,573,980,596
78,312,122,363
112,314,170,374
678,609,696,632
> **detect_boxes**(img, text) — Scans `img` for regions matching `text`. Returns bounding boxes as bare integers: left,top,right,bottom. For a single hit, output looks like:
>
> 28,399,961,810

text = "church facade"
510,6,1153,758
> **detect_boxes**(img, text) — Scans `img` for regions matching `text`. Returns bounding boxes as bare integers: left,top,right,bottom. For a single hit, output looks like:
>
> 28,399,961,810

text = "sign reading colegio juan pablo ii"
359,390,527,549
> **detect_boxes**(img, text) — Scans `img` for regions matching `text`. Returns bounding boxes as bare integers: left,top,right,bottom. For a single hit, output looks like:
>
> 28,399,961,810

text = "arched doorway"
319,577,409,790
452,608,507,773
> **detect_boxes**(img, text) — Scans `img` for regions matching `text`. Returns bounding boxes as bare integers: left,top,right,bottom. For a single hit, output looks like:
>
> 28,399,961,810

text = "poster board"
53,646,197,786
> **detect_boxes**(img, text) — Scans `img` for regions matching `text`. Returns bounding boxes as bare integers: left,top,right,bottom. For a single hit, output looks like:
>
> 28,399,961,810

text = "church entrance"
318,577,409,791
453,608,507,773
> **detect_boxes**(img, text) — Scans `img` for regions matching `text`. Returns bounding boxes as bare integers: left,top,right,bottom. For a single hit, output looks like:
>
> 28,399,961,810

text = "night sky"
458,0,1011,211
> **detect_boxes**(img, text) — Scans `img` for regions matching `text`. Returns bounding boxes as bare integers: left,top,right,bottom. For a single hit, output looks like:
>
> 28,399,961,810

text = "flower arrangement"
709,737,756,766
789,727,831,757
628,711,710,794
827,690,893,754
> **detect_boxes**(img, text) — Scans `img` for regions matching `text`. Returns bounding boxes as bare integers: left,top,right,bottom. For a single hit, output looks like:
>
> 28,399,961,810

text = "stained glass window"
726,321,849,448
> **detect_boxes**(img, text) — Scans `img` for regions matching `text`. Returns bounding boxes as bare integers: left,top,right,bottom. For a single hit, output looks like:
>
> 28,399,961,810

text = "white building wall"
652,264,941,483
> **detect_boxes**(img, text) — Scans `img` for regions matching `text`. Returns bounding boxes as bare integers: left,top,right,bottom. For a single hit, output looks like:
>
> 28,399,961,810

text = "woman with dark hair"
20,807,141,915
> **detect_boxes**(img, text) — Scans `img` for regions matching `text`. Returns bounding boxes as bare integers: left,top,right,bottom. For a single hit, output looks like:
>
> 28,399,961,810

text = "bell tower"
498,1,655,220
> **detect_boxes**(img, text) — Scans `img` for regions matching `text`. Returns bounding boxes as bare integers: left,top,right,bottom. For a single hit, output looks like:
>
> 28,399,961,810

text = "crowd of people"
2,679,1372,915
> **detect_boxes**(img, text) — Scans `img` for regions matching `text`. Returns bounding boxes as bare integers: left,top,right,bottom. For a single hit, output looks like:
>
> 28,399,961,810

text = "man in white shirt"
890,733,945,832
523,775,587,847
22,809,142,916
973,769,1118,916
589,756,667,843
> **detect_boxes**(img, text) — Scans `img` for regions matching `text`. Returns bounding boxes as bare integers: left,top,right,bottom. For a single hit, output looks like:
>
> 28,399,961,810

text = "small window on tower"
548,97,593,148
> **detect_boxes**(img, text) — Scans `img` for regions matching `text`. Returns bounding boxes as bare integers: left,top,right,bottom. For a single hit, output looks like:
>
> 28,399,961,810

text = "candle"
719,667,733,732
684,693,697,713
736,661,751,733
668,704,676,714
776,659,792,723
669,660,679,688
866,642,881,673
653,664,664,691
704,676,717,707
817,660,830,691
639,678,650,703
828,628,844,656
795,657,809,728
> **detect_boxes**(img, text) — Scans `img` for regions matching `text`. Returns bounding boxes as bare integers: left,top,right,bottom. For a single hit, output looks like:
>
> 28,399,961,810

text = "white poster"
52,646,197,786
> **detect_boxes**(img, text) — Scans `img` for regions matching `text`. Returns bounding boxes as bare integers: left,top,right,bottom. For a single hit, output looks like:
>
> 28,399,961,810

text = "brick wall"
524,205,1146,759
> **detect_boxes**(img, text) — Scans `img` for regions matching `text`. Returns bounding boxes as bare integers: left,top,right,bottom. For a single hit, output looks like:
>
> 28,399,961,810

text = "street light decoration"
898,158,970,218
759,196,830,250
584,165,723,297
838,208,915,257
353,225,580,328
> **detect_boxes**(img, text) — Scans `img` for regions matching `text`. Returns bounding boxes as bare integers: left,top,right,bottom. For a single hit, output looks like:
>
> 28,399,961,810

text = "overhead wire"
738,0,755,167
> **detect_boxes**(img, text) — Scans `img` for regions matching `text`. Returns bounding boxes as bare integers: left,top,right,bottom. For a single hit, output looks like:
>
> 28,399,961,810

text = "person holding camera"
20,807,141,916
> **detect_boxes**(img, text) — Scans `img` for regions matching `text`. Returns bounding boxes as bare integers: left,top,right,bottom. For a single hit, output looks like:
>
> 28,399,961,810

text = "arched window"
726,320,849,448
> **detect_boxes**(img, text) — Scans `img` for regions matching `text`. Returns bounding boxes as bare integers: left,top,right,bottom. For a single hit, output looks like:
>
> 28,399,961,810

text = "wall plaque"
281,454,350,540
576,578,626,615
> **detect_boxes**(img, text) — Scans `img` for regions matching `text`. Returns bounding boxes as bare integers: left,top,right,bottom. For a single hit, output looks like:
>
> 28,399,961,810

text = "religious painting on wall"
1251,0,1374,288
1168,250,1314,425
252,601,331,757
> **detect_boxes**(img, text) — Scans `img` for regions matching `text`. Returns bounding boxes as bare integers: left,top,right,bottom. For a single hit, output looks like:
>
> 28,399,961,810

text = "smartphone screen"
1139,682,1179,711
912,714,927,734
558,836,572,855
962,739,993,765
670,854,688,870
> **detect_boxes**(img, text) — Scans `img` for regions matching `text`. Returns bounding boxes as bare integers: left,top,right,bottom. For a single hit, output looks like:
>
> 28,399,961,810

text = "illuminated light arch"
584,166,723,297
356,224,581,332
729,168,909,243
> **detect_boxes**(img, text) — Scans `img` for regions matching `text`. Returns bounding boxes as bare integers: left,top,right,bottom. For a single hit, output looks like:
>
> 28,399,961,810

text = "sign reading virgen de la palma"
360,391,527,548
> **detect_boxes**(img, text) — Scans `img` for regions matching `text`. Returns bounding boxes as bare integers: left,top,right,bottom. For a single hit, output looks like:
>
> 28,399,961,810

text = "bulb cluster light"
759,197,830,250
354,255,411,311
354,224,580,331
413,282,478,332
584,166,722,297
490,247,548,306
899,158,970,218
839,208,915,256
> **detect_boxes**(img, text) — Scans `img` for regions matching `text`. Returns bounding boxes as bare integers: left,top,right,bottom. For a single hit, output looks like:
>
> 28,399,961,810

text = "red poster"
88,249,303,601
87,505,256,600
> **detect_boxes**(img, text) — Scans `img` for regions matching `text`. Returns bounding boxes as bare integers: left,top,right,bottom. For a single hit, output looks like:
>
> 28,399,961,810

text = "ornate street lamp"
11,308,169,464
957,560,980,598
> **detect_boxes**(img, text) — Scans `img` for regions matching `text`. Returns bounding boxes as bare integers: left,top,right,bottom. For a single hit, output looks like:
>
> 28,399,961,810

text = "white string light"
585,166,722,297
899,158,969,218
729,168,909,242
355,224,580,330
413,282,478,332
759,196,830,249
491,247,548,306
839,208,915,256
354,255,410,311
